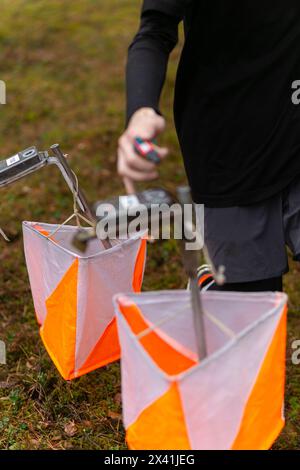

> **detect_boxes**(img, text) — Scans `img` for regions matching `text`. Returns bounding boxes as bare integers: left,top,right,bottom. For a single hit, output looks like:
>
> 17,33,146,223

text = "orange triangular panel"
231,306,287,450
127,382,191,450
119,301,197,375
40,258,79,380
74,318,120,378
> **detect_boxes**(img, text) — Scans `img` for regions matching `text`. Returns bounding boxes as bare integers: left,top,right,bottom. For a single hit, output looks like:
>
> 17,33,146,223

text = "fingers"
119,133,169,170
123,176,136,195
117,108,168,186
119,134,157,172
127,108,166,140
118,147,158,181
151,143,169,160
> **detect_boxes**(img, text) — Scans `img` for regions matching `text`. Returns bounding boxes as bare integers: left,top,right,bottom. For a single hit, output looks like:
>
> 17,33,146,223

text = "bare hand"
117,108,168,193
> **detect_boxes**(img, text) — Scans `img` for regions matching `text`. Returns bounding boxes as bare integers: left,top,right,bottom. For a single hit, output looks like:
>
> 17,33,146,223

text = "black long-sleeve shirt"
126,0,300,207
126,10,180,121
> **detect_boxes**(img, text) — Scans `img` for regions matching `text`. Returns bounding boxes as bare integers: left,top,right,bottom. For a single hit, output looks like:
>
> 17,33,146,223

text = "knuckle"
127,152,136,163
118,167,126,177
118,135,126,146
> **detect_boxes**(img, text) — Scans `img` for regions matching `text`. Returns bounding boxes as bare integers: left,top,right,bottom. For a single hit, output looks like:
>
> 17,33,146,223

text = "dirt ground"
0,0,299,449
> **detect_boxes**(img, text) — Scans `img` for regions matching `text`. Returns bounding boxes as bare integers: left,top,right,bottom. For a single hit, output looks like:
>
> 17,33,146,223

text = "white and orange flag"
23,221,147,380
115,290,287,450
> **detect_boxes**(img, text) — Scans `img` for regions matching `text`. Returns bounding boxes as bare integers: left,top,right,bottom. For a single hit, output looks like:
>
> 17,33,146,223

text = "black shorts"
201,177,300,283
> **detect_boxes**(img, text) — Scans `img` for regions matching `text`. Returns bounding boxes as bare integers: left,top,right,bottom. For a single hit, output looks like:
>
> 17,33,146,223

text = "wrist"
127,107,165,138
134,107,159,118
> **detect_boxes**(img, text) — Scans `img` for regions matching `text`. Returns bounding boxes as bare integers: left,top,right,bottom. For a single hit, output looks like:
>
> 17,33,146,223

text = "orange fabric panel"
132,238,147,293
33,224,56,242
127,382,191,450
74,318,120,379
231,306,287,450
40,258,79,380
33,225,50,237
119,301,197,375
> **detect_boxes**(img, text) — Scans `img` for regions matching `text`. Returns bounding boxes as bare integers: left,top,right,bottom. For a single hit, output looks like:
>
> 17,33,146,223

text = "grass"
0,0,299,450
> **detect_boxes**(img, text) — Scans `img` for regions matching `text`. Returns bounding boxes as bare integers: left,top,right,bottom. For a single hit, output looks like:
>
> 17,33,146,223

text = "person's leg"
195,193,288,291
283,177,300,264
208,275,283,292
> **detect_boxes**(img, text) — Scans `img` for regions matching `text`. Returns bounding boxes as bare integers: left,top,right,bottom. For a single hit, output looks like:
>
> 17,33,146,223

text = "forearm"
126,10,181,123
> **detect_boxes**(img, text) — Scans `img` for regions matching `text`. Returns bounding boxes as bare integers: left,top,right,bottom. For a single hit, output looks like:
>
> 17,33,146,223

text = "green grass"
0,0,299,450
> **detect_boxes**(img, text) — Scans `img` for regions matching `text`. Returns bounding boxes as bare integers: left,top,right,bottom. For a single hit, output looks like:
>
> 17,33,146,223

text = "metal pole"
50,144,94,221
50,144,112,250
189,274,208,360
176,186,207,361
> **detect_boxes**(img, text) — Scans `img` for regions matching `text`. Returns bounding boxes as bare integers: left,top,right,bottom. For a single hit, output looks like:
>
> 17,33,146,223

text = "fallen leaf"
64,441,74,449
30,439,40,446
108,410,121,421
64,421,77,437
0,381,16,389
40,421,51,429
82,420,92,428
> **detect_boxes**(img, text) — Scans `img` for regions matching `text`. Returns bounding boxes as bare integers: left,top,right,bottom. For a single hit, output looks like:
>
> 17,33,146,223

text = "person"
117,0,300,293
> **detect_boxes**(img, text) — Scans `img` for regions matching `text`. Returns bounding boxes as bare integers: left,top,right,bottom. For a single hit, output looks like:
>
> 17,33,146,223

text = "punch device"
73,137,177,251
0,144,92,218
0,143,114,247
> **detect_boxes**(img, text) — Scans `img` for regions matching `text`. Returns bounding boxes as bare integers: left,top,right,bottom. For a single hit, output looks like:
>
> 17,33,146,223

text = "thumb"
153,114,166,135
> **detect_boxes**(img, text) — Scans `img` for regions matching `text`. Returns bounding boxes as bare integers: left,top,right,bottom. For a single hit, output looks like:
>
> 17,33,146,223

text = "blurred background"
0,0,298,449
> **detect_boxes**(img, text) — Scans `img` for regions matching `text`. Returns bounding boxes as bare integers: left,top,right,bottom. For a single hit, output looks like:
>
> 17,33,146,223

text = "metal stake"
176,187,207,361
50,144,112,250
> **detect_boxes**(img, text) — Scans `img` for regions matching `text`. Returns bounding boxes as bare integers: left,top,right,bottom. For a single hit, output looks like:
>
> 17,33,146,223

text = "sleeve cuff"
126,104,162,127
142,0,186,18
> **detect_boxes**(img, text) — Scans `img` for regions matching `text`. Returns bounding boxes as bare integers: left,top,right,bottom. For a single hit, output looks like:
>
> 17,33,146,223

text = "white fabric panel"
42,238,76,299
116,313,170,428
23,223,48,324
23,223,75,324
23,221,147,374
179,307,283,449
115,290,287,448
201,291,281,335
125,291,285,357
23,222,75,323
138,296,199,357
75,237,145,371
130,292,232,358
48,226,122,257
